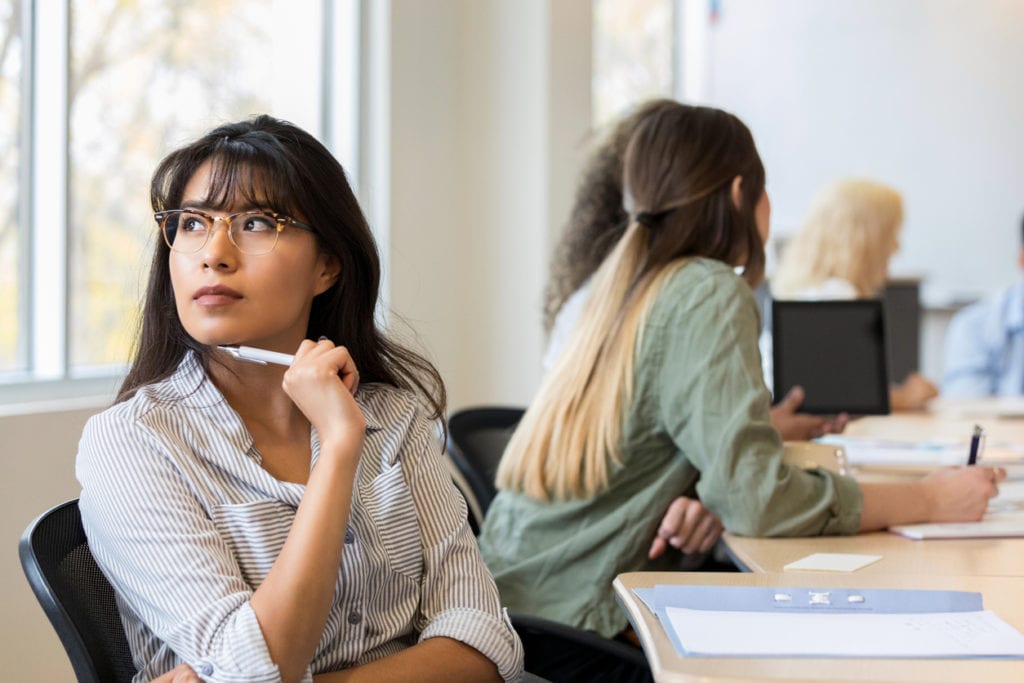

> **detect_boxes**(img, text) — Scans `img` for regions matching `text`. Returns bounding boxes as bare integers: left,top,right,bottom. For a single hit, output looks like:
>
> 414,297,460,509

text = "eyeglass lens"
162,211,280,255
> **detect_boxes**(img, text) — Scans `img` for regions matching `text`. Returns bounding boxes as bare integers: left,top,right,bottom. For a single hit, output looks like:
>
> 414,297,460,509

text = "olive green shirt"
478,258,863,637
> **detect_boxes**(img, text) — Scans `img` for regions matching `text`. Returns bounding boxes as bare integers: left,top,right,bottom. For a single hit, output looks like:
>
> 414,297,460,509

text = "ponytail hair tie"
634,210,671,229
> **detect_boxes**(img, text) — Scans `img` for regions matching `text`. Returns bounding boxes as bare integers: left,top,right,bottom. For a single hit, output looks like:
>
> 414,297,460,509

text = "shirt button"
344,527,355,544
347,611,362,625
199,662,214,676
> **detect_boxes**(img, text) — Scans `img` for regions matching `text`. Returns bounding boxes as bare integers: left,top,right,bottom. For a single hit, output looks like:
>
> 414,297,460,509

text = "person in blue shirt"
943,212,1024,397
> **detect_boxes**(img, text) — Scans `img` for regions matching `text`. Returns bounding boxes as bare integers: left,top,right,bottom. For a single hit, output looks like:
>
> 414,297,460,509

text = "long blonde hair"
772,179,903,299
497,103,766,501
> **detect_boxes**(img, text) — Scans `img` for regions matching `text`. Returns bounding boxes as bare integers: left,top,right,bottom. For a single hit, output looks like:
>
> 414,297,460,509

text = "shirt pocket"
211,499,295,590
359,464,424,580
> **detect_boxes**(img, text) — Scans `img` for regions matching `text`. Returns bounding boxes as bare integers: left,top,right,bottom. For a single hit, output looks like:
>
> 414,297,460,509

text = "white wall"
682,0,1024,306
1,403,100,682
385,0,592,411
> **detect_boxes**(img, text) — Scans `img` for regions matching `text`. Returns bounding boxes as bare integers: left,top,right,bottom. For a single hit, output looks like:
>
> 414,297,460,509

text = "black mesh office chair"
445,406,525,531
20,502,558,683
511,612,652,683
445,408,651,680
19,499,136,683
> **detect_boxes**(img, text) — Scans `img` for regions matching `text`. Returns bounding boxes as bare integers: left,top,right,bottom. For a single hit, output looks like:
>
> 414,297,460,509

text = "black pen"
967,424,984,465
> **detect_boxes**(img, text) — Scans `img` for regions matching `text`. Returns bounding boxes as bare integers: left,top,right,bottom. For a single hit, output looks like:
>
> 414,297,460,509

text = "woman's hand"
770,385,849,440
152,664,201,683
283,338,366,453
649,496,723,559
919,466,1006,522
889,372,939,412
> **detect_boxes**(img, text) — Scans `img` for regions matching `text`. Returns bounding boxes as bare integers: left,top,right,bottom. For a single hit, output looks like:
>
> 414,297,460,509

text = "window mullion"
29,0,68,380
16,0,33,372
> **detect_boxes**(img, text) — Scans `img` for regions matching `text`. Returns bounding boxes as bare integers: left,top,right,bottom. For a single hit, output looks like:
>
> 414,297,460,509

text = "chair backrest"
445,406,525,527
510,612,651,683
19,499,136,683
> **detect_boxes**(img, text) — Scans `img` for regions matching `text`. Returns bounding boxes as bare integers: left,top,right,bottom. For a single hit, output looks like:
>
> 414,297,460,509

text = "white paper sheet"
664,607,1024,657
891,509,1024,539
783,553,882,572
818,436,966,466
817,435,1024,467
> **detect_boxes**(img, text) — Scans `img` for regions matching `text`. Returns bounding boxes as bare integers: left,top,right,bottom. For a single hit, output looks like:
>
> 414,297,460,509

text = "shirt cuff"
419,607,524,683
194,602,283,683
822,471,864,535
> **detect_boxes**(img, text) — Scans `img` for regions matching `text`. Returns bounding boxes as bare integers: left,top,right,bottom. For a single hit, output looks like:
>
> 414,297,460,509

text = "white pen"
218,345,295,367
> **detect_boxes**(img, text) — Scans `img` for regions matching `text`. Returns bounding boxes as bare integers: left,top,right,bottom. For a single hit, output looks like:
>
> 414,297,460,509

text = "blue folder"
630,585,1019,659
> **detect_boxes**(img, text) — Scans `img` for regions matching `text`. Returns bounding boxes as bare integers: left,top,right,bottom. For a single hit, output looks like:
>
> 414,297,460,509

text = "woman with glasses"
76,116,522,683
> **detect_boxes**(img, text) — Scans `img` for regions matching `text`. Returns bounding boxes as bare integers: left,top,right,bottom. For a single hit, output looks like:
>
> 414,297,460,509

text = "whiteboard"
687,0,1024,305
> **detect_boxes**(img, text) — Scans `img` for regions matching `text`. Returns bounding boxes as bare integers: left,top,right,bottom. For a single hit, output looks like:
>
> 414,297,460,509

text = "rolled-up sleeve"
399,412,524,682
77,411,295,683
651,266,863,537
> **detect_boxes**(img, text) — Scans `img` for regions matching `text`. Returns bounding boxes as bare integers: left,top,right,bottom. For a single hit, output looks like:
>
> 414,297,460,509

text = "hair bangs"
200,147,304,219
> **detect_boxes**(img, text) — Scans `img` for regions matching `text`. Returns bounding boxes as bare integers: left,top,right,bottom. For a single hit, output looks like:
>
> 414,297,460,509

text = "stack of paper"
817,435,968,467
817,435,1024,468
890,479,1024,539
633,585,1024,658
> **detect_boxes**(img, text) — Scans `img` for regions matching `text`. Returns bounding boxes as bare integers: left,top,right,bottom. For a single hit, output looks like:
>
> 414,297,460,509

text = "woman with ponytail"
478,103,1003,659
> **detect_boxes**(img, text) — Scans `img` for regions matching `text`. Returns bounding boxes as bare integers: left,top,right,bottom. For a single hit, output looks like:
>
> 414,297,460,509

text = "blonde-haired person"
771,179,937,410
478,103,1003,665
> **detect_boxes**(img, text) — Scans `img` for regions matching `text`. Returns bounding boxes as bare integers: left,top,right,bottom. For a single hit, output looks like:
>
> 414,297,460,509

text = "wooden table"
720,405,1024,579
844,408,1024,447
614,571,1024,683
723,531,1024,577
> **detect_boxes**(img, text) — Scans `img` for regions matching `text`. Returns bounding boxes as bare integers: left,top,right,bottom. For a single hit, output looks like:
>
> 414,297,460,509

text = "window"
0,0,22,374
2,0,358,401
592,0,675,127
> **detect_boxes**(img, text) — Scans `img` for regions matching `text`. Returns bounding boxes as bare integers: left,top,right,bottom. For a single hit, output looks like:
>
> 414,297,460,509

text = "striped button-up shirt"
77,354,523,683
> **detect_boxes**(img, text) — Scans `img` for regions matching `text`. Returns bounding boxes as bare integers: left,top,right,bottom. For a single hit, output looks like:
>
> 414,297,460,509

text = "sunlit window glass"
0,0,21,373
67,0,322,371
592,0,674,127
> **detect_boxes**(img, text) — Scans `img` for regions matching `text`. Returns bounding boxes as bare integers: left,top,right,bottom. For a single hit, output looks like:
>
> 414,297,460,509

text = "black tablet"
771,299,890,415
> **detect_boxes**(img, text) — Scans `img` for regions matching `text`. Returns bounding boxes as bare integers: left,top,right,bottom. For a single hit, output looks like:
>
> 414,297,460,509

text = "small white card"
783,552,882,572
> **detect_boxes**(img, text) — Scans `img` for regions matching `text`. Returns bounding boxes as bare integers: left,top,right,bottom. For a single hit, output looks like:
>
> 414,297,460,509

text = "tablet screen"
772,300,890,415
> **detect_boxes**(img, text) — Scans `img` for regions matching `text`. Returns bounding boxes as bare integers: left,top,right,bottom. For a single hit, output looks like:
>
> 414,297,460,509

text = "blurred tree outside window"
0,1,355,398
592,0,674,127
0,0,21,373
68,0,321,370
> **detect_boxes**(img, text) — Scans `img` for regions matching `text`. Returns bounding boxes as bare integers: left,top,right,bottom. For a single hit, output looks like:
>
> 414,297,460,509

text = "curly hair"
543,99,679,332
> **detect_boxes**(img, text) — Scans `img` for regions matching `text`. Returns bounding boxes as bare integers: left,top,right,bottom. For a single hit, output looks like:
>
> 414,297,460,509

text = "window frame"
0,0,362,407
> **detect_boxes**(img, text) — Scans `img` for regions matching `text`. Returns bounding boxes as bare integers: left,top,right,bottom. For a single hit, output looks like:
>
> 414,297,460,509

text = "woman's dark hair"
118,115,446,419
623,102,766,289
543,99,679,332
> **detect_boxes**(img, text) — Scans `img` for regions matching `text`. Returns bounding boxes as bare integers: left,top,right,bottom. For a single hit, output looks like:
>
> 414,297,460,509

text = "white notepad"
783,552,882,572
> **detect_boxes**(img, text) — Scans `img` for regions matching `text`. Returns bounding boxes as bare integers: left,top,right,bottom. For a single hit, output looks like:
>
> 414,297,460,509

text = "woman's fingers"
649,497,724,559
291,337,359,395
